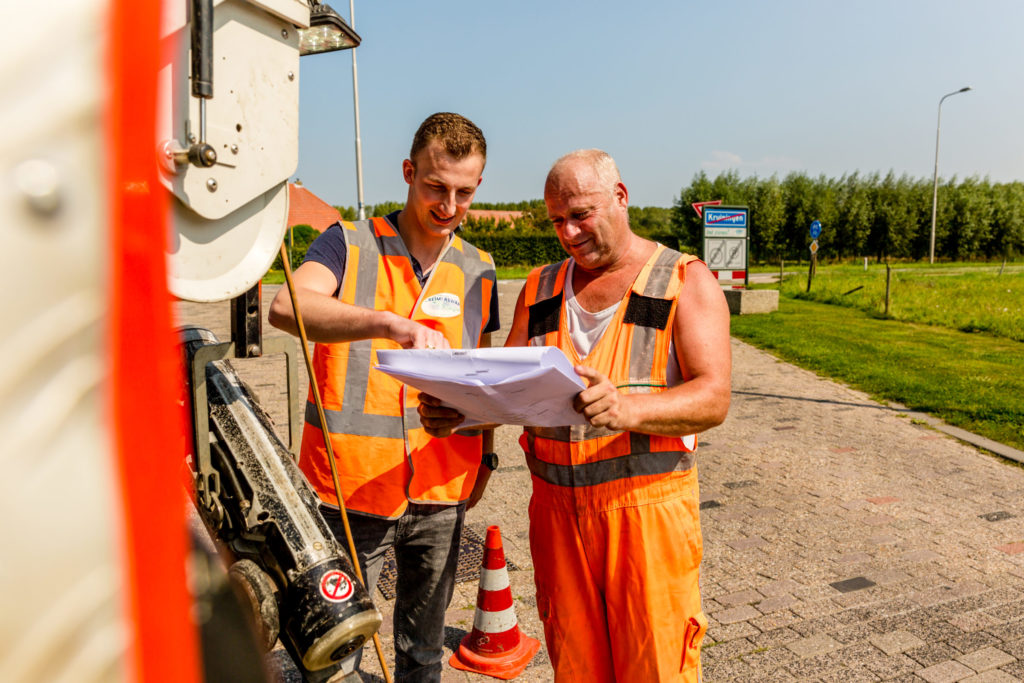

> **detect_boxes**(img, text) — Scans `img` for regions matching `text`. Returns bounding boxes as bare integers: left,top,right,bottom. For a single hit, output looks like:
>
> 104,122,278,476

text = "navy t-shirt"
303,211,500,334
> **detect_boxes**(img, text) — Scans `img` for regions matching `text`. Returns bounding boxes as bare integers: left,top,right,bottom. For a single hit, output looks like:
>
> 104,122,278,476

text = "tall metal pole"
350,0,366,220
929,86,971,264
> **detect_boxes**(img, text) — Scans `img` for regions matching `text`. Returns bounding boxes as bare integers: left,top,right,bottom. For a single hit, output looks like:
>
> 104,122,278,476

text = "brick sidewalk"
177,282,1024,682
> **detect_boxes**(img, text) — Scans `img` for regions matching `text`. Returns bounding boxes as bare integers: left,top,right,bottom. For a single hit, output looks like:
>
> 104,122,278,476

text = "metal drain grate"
375,526,519,600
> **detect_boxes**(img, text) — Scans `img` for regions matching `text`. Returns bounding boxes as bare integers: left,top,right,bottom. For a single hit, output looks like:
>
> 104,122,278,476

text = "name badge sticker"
422,293,461,318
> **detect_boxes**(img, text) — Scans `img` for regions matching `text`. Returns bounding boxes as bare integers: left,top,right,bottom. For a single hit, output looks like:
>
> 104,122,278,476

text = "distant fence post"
884,263,892,316
779,259,784,291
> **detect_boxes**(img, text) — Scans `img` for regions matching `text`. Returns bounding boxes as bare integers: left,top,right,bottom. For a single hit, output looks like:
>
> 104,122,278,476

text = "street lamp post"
349,0,366,220
929,86,971,264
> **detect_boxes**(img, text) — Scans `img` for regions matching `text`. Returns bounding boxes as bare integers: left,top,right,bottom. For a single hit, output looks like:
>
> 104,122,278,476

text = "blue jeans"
318,502,465,683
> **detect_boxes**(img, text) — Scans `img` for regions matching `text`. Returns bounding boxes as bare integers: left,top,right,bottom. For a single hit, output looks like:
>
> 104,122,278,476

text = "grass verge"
495,265,533,280
730,298,1024,452
777,267,1024,342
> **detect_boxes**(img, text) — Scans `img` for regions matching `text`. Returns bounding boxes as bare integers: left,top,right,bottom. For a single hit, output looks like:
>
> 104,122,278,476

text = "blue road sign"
809,220,822,239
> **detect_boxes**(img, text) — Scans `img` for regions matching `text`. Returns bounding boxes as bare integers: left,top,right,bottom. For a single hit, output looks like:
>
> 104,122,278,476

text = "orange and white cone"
450,525,540,679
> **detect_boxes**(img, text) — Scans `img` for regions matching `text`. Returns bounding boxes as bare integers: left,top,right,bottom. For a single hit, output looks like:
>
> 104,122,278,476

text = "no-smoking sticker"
319,570,354,603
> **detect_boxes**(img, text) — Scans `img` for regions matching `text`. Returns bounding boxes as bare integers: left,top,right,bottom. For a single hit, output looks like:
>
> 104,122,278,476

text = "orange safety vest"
299,218,496,518
520,244,698,499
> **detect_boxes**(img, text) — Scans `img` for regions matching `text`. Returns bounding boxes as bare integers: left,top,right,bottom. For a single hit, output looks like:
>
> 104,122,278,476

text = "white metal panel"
245,0,311,27
0,0,128,679
168,180,289,302
159,0,300,301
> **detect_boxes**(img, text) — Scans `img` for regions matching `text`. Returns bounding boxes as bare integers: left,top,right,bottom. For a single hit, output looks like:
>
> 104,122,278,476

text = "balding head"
545,149,622,198
543,149,633,272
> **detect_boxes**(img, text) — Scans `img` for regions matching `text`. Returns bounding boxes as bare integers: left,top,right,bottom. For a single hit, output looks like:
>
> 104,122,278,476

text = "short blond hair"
410,112,486,162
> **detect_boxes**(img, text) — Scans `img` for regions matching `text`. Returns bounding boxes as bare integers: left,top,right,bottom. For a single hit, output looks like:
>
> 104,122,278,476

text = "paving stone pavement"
177,281,1024,682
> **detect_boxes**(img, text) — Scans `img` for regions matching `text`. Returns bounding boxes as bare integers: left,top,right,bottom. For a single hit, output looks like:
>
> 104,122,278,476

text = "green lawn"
730,297,1024,452
776,264,1024,342
749,259,1022,274
495,265,533,280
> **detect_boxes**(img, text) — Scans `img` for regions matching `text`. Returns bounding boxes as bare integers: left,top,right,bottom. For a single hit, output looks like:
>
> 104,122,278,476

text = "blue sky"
295,0,1024,208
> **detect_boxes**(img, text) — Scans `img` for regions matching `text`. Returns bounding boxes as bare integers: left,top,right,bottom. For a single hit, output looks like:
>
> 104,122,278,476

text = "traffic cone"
449,525,540,679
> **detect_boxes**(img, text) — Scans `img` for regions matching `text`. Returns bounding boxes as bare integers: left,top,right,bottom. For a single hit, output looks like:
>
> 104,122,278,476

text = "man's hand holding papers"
375,347,588,435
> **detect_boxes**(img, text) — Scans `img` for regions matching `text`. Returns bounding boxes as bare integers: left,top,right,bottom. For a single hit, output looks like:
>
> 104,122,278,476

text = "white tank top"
564,261,683,386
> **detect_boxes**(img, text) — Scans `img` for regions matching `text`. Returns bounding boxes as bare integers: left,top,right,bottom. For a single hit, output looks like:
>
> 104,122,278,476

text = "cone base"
448,630,541,680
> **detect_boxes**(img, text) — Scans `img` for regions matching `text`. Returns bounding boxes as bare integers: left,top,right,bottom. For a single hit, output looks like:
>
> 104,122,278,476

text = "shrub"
273,224,320,270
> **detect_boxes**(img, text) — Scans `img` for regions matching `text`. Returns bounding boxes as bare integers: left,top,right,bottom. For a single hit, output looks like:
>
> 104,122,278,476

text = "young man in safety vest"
421,149,731,681
269,112,499,682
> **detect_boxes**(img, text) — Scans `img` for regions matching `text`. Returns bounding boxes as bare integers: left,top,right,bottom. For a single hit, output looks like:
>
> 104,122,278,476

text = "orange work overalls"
521,245,708,681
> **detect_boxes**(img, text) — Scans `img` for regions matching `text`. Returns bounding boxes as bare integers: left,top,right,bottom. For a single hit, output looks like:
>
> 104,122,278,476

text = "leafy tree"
333,205,358,220
947,177,994,260
781,172,817,260
628,206,673,235
515,201,552,233
808,174,839,259
866,171,916,260
905,178,934,260
672,170,716,250
747,175,785,261
990,182,1024,258
835,172,874,259
369,201,404,217
928,177,959,260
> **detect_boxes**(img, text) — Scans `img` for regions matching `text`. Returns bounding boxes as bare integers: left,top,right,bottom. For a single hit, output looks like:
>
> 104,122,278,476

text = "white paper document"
375,347,588,427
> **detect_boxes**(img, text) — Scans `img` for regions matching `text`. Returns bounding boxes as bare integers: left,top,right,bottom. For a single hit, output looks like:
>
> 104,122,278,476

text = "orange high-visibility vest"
299,218,496,518
520,244,698,498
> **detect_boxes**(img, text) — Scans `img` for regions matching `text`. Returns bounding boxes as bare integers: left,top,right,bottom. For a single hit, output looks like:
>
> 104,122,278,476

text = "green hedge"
272,226,685,271
464,231,681,266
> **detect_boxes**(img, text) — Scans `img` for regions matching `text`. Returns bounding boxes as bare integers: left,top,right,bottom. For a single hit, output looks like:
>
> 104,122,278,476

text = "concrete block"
956,647,1016,673
785,632,841,658
712,604,761,625
917,659,976,683
723,288,779,315
870,630,927,656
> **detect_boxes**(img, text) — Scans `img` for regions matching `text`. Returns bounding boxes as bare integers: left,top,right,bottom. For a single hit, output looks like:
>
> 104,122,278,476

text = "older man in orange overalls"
422,149,731,681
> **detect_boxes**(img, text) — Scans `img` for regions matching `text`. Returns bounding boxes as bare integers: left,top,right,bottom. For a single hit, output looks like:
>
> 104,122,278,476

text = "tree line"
333,200,674,237
459,201,676,239
674,170,1024,263
333,170,1024,264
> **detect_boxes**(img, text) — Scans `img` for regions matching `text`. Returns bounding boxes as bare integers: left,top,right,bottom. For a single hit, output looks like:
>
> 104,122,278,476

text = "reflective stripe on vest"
300,218,496,517
523,244,698,488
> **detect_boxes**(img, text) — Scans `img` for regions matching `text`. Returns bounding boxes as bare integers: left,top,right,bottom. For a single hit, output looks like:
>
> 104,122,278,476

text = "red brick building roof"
288,182,341,233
